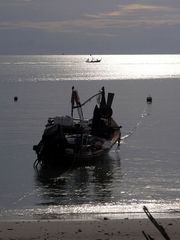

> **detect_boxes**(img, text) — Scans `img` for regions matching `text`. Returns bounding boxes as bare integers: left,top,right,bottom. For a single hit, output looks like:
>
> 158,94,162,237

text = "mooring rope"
121,104,151,142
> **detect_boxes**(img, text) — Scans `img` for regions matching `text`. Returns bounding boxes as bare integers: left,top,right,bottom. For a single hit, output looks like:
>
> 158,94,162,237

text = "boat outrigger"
33,87,121,167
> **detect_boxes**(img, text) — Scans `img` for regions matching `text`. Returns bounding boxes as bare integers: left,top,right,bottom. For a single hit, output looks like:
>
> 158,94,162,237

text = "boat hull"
34,148,110,168
33,126,120,168
34,133,119,168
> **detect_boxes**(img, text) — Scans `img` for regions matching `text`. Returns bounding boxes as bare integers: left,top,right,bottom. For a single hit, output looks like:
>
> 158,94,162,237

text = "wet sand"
0,218,179,240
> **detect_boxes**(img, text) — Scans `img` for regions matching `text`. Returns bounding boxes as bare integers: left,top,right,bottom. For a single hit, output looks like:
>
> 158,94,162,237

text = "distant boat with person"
86,55,102,63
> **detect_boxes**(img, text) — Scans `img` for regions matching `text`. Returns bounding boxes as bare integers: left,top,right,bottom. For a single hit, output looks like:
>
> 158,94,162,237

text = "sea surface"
0,54,180,220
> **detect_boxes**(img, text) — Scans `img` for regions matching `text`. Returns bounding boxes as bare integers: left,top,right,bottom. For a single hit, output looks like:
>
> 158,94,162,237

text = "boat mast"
71,86,84,121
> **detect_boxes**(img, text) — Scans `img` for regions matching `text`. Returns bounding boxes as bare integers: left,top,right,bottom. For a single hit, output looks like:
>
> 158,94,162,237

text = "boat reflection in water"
34,150,122,208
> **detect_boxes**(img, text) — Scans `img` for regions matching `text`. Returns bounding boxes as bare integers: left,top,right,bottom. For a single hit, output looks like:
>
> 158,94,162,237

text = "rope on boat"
73,91,102,109
33,158,42,168
33,159,38,168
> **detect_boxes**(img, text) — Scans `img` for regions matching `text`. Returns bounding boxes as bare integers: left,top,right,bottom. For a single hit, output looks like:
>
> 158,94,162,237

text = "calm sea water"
0,55,180,220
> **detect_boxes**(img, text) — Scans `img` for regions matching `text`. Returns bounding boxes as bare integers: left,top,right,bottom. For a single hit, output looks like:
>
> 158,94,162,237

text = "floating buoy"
14,96,18,102
146,95,152,104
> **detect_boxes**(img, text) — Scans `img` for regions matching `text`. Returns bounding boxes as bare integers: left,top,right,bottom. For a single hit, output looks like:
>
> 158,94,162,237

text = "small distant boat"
33,87,121,167
86,55,102,63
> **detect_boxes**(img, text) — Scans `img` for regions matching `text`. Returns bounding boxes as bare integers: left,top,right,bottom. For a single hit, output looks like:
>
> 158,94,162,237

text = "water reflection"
34,150,122,206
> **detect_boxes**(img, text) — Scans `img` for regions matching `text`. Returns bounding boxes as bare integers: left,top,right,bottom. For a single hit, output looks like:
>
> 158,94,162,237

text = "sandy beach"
0,217,179,240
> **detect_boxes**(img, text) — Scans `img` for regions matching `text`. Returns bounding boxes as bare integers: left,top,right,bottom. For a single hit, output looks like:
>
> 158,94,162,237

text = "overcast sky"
1,0,180,54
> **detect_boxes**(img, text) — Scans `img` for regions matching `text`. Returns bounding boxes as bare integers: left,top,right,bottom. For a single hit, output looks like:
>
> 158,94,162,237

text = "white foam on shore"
0,201,179,221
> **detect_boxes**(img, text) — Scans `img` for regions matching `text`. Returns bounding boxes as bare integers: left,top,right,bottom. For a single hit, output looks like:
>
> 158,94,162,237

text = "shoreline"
1,211,180,222
0,205,180,222
0,217,179,239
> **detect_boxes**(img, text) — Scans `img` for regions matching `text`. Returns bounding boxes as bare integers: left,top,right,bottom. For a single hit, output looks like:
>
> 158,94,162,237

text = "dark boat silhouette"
33,87,121,167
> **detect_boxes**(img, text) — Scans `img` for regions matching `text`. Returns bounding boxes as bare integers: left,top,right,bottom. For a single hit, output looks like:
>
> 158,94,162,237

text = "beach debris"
143,206,171,240
142,230,155,240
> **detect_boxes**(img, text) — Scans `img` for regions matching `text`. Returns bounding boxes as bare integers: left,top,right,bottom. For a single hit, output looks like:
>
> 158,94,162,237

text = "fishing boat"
86,58,101,63
33,87,121,167
86,55,102,63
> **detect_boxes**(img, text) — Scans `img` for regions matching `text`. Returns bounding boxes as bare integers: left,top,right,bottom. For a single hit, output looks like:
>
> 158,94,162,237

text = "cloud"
102,3,176,16
85,3,180,27
0,0,33,2
117,3,173,13
0,0,33,4
1,3,180,34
